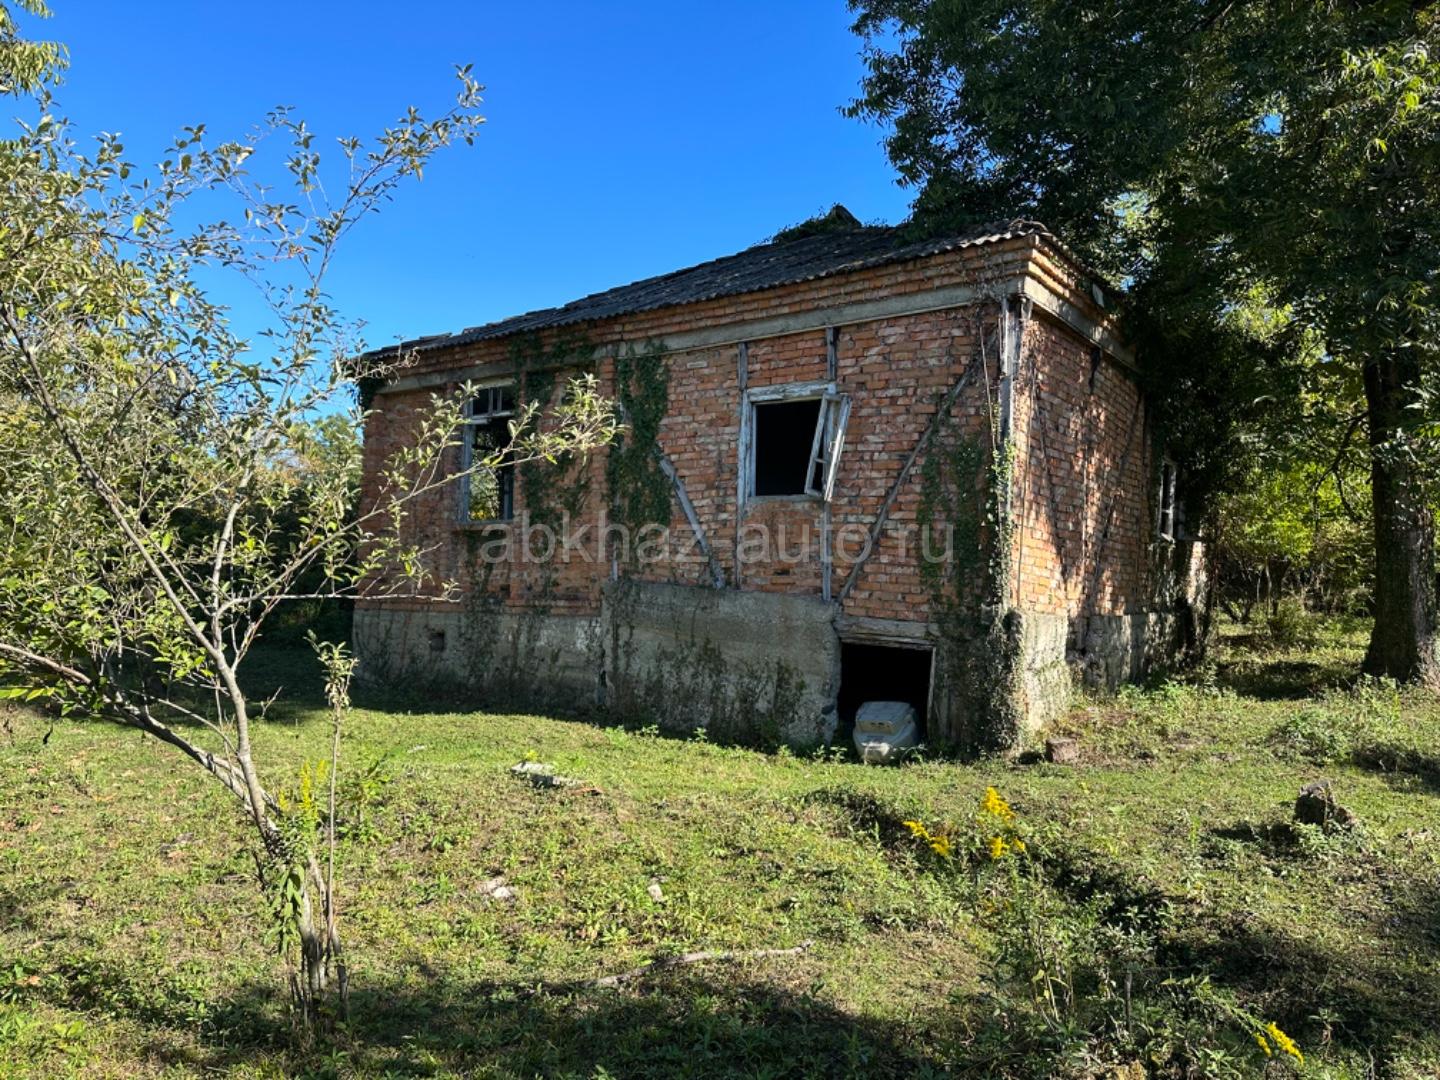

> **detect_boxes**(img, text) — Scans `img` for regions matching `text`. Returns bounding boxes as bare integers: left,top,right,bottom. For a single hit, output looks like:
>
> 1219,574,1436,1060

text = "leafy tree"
0,0,60,94
0,4,617,1022
1212,459,1373,620
847,0,1440,682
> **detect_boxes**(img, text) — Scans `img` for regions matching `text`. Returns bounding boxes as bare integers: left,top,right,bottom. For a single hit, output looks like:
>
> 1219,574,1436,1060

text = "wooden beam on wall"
837,355,979,604
654,450,726,590
733,340,749,589
822,325,840,602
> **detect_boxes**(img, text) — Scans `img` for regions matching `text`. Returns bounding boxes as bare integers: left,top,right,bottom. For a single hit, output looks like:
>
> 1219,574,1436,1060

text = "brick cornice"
375,266,1131,395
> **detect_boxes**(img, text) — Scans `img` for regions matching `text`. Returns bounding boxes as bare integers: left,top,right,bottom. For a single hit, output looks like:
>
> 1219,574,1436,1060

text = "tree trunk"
1362,354,1439,685
292,856,346,1030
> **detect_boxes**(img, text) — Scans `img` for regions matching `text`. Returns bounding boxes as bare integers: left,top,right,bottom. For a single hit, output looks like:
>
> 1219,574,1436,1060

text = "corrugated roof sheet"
362,218,1047,359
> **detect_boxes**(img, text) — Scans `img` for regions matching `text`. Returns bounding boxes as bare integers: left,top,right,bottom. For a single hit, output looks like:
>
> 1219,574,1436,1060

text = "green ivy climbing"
509,330,595,532
605,343,672,543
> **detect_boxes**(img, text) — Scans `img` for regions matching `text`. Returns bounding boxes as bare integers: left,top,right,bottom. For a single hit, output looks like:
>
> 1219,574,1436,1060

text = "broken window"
752,399,821,496
1157,457,1178,541
746,385,850,499
460,385,516,523
806,392,851,500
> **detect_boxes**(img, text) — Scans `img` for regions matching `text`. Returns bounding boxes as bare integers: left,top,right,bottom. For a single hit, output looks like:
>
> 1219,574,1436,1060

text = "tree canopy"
848,0,1440,680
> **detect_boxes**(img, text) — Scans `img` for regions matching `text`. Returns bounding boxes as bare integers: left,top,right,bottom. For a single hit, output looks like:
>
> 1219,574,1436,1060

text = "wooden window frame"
459,383,517,525
1157,456,1178,542
740,380,851,503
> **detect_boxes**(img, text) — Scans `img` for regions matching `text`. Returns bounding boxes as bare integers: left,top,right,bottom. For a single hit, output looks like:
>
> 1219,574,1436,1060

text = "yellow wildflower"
980,786,1014,821
902,820,928,839
1253,1031,1271,1057
929,834,953,859
1265,1023,1303,1064
988,835,1009,860
1011,838,1027,854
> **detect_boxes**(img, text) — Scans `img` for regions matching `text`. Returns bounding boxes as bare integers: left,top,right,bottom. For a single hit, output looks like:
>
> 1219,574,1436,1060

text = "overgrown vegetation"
2,621,1437,1077
915,327,1025,755
766,203,867,245
510,331,602,536
605,342,673,545
0,0,617,1027
848,0,1440,684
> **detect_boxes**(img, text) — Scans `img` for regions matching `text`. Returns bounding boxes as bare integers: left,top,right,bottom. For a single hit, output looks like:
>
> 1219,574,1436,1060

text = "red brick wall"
626,310,997,610
826,312,993,620
1009,311,1157,619
356,235,1153,631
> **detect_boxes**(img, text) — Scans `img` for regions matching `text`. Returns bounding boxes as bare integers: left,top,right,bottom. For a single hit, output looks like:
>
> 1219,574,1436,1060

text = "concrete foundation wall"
1074,611,1184,690
355,584,1197,752
1015,610,1072,733
352,604,601,706
604,581,839,746
354,582,841,746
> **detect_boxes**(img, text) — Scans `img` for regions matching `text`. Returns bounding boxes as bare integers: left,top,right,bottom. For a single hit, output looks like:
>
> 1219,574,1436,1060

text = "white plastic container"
852,700,919,764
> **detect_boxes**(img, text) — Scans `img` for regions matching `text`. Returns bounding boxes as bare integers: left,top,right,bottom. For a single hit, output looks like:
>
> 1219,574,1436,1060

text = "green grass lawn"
2,622,1438,1078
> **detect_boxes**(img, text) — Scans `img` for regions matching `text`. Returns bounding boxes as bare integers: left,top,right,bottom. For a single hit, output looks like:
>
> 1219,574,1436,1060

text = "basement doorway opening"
837,641,933,743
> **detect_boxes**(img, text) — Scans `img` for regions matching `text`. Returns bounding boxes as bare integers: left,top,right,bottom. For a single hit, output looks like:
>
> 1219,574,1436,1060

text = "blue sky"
28,1,910,351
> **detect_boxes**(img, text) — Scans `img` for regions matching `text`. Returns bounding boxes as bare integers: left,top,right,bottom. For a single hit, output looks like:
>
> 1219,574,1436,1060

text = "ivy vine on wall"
605,342,672,544
914,315,1025,754
509,330,596,532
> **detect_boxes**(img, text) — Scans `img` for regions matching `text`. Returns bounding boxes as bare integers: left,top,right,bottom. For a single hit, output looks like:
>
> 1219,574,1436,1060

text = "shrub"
1270,705,1353,764
1266,597,1322,650
1269,676,1404,765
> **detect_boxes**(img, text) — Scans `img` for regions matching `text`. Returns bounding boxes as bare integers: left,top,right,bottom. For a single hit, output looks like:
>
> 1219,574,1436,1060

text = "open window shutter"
1158,460,1177,539
803,399,829,497
804,393,851,501
821,394,851,502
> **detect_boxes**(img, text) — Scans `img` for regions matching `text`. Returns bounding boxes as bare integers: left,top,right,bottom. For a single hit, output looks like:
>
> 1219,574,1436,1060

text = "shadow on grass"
798,787,917,851
1206,820,1311,855
1349,742,1440,795
18,833,1440,1076
1209,655,1357,701
1182,825,1440,1058
235,642,330,723
41,874,1440,1077
1162,884,1440,1055
1039,845,1174,936
65,962,948,1078
0,881,70,940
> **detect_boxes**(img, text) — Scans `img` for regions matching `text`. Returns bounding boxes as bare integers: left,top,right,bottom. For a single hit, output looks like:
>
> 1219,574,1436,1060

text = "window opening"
1157,457,1178,541
747,388,850,499
461,385,517,522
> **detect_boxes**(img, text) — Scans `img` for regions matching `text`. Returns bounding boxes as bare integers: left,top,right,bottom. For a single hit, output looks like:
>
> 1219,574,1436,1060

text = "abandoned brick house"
355,212,1203,753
